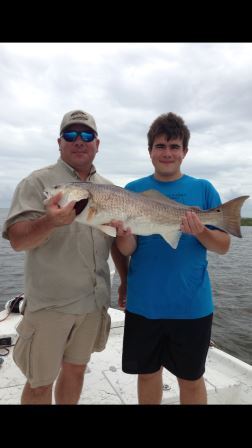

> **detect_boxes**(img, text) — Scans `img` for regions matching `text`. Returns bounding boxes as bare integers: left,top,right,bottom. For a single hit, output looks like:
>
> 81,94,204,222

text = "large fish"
44,182,249,249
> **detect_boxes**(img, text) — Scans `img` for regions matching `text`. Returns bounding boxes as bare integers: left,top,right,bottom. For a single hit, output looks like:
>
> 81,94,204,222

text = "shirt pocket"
13,319,35,378
93,308,111,352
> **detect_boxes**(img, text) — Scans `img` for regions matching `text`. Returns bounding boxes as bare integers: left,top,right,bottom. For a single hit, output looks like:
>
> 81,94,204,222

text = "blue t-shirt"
125,174,221,319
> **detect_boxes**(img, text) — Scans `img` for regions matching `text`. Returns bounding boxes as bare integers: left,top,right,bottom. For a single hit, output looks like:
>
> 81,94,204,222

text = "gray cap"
60,110,97,134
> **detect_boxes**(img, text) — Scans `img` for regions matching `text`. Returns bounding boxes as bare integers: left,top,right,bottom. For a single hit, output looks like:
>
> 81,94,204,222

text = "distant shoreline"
241,218,252,226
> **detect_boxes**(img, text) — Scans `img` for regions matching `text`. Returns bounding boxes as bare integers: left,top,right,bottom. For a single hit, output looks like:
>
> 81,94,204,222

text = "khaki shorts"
13,307,111,388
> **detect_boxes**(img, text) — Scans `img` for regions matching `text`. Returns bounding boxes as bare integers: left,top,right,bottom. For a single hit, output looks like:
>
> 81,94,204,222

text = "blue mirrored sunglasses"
62,130,96,142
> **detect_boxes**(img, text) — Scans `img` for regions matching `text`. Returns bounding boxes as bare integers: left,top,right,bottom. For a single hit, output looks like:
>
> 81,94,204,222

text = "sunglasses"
62,130,96,142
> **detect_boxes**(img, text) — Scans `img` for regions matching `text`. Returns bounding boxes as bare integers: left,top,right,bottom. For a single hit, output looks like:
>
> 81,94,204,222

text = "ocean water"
0,208,251,365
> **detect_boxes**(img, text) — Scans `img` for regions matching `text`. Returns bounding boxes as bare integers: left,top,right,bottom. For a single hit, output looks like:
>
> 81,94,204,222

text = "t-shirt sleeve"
202,179,221,209
2,176,45,239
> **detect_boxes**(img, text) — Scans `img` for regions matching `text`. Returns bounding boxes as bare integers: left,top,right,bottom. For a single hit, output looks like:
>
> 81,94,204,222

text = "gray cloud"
0,42,251,217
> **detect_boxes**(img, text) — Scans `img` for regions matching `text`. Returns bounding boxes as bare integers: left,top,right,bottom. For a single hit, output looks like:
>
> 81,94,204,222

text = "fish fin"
160,229,182,249
214,195,250,238
98,225,117,237
87,206,97,222
141,190,189,209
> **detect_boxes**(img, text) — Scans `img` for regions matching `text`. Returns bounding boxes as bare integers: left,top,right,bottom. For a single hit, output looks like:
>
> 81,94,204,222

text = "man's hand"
45,192,76,227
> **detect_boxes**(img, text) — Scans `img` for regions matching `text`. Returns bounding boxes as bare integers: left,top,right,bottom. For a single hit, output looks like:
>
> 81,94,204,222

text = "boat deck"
0,308,252,404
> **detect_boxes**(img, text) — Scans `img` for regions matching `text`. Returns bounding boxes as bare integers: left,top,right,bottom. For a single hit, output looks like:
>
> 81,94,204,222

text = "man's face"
149,134,187,181
58,124,100,171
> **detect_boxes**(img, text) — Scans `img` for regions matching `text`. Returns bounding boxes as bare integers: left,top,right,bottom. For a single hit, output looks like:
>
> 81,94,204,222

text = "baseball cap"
60,110,97,134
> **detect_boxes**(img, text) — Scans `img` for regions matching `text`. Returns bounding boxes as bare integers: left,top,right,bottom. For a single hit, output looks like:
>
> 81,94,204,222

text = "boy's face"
149,134,188,182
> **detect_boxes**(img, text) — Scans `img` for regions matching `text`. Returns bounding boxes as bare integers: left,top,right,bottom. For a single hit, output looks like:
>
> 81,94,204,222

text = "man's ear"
95,138,100,153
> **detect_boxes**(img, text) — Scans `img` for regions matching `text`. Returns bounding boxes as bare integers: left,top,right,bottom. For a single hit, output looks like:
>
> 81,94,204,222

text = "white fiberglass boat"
0,297,252,405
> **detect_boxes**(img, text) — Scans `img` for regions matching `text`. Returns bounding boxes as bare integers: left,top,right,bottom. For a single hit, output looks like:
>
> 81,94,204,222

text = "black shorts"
122,311,213,380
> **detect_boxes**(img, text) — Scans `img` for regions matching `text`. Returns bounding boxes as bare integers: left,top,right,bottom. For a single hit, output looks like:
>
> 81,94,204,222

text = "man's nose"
74,135,84,143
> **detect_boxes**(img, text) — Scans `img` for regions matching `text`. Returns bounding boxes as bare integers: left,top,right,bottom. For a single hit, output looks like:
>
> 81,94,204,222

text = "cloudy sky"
0,42,252,216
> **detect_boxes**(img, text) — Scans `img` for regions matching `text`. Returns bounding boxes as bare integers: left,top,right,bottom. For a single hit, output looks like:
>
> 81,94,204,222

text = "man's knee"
61,361,87,377
27,382,53,397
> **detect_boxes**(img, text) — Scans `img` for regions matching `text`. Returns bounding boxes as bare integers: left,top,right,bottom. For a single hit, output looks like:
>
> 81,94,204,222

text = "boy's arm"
110,220,137,256
110,220,137,309
111,241,130,309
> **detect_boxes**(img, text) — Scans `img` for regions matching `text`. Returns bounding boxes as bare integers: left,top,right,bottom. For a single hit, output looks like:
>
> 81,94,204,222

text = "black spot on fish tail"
74,198,89,215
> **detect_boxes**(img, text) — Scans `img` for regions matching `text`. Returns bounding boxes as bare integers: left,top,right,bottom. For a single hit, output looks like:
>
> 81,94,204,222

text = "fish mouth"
74,198,89,215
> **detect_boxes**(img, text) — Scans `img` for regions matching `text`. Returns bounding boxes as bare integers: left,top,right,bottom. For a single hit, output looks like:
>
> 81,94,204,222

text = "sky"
0,42,252,217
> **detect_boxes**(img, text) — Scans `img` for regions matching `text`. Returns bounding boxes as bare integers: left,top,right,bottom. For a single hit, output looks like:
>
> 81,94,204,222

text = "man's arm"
181,210,231,254
7,192,76,251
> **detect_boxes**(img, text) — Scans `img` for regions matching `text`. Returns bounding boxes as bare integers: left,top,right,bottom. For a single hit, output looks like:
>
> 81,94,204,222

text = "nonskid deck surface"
0,308,252,404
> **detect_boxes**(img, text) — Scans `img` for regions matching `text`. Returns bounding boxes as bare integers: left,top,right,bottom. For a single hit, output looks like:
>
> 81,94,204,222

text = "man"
113,112,230,404
2,109,127,404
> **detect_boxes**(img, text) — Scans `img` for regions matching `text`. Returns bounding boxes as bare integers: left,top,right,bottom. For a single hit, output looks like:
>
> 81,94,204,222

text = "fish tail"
219,195,249,237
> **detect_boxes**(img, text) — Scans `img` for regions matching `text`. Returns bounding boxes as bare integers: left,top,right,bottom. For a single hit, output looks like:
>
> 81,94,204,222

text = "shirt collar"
58,158,96,180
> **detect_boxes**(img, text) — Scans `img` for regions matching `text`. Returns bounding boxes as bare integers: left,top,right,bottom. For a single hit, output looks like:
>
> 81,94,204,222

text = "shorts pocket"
93,309,111,352
13,318,35,378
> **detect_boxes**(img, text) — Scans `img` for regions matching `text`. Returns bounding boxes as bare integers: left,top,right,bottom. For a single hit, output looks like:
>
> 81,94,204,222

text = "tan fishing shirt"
2,159,114,314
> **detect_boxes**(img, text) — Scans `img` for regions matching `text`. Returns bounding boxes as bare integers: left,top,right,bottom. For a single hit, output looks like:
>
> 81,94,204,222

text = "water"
0,208,251,365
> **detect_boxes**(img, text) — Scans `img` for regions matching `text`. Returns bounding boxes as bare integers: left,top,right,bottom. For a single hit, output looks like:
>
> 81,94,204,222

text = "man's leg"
138,367,163,404
21,382,53,404
54,361,86,404
177,376,207,404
